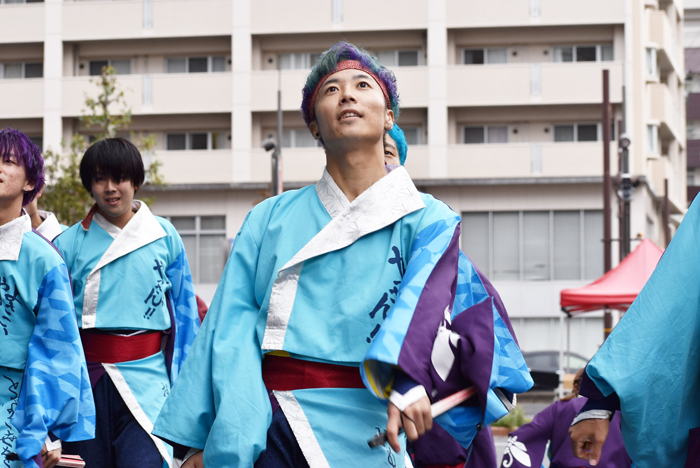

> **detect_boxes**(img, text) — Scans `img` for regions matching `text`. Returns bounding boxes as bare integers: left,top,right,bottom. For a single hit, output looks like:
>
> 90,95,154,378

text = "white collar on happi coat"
81,200,167,328
36,210,63,241
0,212,32,261
261,165,425,350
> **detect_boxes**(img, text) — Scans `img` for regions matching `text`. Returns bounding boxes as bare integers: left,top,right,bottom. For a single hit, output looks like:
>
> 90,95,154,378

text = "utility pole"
272,68,283,196
602,70,613,340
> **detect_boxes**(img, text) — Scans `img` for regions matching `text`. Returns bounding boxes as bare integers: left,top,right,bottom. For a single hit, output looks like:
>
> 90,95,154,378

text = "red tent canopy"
560,239,664,314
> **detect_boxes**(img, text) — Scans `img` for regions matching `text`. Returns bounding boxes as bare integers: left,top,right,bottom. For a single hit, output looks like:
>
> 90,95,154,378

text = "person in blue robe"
55,138,199,468
0,128,95,468
386,125,531,468
153,42,532,468
569,195,700,468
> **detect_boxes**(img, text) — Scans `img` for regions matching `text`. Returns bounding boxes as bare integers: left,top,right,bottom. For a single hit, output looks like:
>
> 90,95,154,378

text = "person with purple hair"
153,42,531,468
0,128,95,468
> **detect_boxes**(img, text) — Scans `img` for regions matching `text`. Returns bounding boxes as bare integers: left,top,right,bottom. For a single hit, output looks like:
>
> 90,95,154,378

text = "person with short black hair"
56,137,200,468
0,128,95,468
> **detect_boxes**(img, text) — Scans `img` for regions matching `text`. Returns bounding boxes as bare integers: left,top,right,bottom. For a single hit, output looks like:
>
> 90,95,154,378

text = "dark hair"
0,128,45,206
80,138,145,193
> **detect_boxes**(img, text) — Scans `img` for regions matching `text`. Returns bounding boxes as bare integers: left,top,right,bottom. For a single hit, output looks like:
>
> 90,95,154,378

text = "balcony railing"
0,79,44,119
447,62,623,107
649,83,681,142
0,2,44,44
62,73,232,117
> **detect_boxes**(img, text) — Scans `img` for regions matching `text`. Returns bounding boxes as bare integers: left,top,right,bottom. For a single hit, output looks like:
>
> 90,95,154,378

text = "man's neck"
29,210,43,229
0,197,25,227
325,142,387,202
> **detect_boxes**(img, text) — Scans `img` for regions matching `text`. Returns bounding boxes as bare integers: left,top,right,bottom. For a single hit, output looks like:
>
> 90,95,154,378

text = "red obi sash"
80,330,163,364
262,355,365,391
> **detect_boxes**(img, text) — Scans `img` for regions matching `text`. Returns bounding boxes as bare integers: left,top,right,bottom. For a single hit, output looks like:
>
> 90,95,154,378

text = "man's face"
384,133,401,166
0,152,33,206
91,174,136,222
309,68,393,150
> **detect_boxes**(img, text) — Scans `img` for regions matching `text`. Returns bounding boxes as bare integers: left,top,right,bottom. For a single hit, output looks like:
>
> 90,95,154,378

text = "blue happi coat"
54,201,199,466
153,167,532,467
0,213,95,468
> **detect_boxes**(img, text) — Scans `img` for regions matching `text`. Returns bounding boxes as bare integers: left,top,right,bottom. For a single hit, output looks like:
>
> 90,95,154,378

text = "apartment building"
686,0,700,203
0,0,685,358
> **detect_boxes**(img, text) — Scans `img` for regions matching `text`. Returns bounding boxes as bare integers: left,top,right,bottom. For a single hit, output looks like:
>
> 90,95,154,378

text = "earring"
314,133,320,139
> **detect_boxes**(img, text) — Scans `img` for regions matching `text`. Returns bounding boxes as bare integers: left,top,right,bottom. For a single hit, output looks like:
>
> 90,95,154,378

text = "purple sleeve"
578,367,620,412
500,403,556,468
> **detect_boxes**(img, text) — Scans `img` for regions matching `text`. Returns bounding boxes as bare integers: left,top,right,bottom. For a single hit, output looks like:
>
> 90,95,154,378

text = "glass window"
110,59,131,75
601,44,614,62
24,62,42,78
463,49,485,65
294,130,317,148
201,216,225,230
577,124,598,142
552,47,573,63
486,48,508,64
487,126,508,143
3,63,23,79
523,212,550,281
645,48,657,77
553,211,581,280
576,46,597,62
554,125,575,142
584,210,603,280
166,133,187,151
171,216,196,230
28,136,42,149
188,57,208,73
212,132,228,150
171,216,227,284
166,58,187,73
377,50,397,67
402,127,421,145
281,129,293,148
211,56,226,72
189,133,208,150
493,212,520,281
200,235,227,283
461,213,489,274
89,60,109,76
398,50,419,67
647,125,659,153
464,126,485,144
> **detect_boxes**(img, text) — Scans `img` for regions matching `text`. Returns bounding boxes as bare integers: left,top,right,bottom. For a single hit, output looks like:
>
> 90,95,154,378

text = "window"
0,62,43,79
28,136,42,149
280,129,320,148
462,48,508,65
647,125,659,154
463,125,508,144
278,53,321,70
552,44,614,63
646,48,658,78
376,50,420,67
462,210,603,281
166,56,227,73
89,59,131,76
166,132,229,150
553,123,599,142
170,216,227,284
401,126,421,145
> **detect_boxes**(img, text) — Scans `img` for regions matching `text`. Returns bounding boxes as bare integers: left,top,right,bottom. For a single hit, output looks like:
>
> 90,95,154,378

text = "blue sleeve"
153,214,271,467
165,240,200,383
12,264,95,467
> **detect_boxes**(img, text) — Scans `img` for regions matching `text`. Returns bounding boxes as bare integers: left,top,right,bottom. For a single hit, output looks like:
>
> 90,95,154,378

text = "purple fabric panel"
505,399,632,468
397,226,461,394
503,399,556,467
473,264,519,346
411,423,469,466
685,427,700,468
32,454,44,468
86,361,106,388
449,298,495,416
465,427,496,468
163,293,176,378
578,367,620,411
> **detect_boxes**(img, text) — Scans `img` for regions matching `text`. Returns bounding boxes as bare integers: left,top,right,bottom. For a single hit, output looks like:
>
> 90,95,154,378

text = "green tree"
42,66,164,225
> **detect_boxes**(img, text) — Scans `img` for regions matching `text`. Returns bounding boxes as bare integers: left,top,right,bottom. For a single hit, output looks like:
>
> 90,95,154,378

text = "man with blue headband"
154,43,532,468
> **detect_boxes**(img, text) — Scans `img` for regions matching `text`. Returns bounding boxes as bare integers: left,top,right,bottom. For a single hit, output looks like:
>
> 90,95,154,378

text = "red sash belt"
80,330,163,364
262,355,365,391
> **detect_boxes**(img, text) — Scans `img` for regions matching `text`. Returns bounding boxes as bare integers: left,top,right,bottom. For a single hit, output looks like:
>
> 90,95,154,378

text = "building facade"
0,0,686,359
686,0,700,203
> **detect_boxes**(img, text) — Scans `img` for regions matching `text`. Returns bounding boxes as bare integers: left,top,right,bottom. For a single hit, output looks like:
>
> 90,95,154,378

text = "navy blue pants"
255,406,310,468
63,375,162,468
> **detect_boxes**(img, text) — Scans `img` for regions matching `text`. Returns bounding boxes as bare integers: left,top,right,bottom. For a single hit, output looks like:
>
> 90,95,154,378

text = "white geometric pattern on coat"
315,168,350,220
273,391,331,468
261,166,425,350
0,214,31,261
